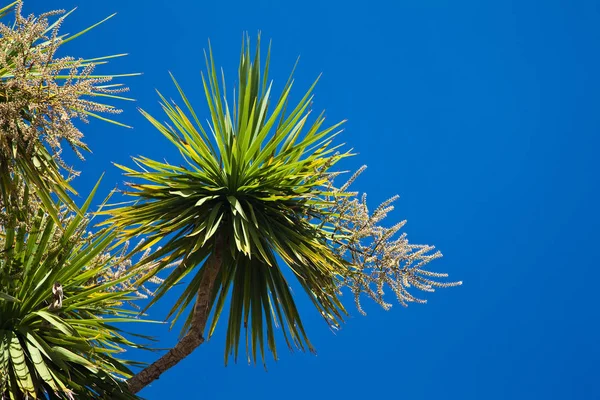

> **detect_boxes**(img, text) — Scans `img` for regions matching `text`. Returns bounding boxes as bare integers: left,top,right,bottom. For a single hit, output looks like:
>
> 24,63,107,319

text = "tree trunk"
127,242,223,394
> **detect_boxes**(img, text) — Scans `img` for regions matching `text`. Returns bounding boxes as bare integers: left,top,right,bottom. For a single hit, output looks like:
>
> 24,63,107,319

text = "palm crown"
106,36,351,366
0,182,151,399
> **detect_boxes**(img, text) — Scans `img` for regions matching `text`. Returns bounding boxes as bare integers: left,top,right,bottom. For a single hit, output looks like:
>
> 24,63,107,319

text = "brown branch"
127,239,223,394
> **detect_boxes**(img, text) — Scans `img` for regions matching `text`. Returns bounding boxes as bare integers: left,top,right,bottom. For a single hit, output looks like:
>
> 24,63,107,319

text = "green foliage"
0,1,461,395
0,181,154,399
105,35,353,365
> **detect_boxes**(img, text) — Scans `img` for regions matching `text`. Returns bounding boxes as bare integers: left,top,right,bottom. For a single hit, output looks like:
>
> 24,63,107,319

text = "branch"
126,239,223,394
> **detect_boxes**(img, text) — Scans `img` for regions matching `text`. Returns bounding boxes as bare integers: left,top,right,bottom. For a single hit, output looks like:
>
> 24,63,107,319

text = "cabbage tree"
106,36,461,394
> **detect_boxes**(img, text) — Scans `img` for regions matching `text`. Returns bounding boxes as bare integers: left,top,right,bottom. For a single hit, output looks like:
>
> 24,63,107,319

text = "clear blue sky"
29,0,600,399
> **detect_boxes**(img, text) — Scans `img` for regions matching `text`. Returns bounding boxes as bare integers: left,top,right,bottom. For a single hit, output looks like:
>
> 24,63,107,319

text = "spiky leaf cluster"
0,183,152,400
105,36,352,365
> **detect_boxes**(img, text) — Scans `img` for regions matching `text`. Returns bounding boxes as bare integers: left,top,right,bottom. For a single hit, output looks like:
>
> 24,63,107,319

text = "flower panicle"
0,1,128,175
318,167,461,315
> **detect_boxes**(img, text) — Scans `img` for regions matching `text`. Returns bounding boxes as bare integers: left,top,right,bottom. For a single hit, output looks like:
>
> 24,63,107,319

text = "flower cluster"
0,1,126,174
319,166,462,315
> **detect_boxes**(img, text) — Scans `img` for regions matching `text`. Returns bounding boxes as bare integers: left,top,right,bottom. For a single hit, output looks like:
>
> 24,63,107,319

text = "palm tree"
0,181,153,399
106,36,349,393
106,35,461,394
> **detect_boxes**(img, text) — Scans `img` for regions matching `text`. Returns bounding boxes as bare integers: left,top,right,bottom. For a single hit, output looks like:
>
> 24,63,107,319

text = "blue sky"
29,0,600,399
